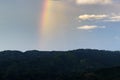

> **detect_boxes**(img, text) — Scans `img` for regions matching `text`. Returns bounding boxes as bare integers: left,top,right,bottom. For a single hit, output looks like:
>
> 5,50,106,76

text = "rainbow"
41,0,53,36
39,0,55,49
39,0,66,50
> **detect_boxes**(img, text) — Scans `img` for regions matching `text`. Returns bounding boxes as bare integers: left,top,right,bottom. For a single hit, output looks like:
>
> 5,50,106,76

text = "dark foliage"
0,49,120,80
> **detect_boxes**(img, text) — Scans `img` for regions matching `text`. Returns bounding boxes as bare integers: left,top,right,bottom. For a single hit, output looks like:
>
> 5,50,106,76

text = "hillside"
0,49,120,80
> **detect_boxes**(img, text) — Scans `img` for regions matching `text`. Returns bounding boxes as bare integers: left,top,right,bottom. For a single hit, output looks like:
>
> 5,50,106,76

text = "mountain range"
0,49,120,80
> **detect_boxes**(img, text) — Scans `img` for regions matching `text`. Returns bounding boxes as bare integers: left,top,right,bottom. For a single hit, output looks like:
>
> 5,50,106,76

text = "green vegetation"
0,49,119,80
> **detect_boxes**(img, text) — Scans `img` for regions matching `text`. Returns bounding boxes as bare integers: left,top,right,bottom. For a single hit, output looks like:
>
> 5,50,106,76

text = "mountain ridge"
0,49,120,80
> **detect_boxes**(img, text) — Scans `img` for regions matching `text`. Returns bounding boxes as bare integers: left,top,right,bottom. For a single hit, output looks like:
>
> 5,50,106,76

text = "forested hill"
0,49,120,80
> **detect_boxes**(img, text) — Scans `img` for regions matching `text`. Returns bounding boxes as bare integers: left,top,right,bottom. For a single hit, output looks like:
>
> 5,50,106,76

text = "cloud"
76,0,112,4
78,14,120,22
106,15,120,22
114,36,120,40
77,25,106,30
79,14,108,20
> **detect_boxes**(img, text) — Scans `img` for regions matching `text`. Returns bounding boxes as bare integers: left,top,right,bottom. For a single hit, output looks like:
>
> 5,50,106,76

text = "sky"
0,0,120,51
